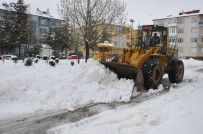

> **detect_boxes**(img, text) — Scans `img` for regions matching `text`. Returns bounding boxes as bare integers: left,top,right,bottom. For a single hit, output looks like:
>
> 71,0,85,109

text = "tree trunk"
65,47,68,58
75,43,78,54
85,41,89,63
18,44,21,59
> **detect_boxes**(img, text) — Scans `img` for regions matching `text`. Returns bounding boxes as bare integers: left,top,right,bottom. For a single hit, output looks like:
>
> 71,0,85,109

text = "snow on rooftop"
0,4,14,11
0,4,62,20
153,10,203,21
41,44,51,48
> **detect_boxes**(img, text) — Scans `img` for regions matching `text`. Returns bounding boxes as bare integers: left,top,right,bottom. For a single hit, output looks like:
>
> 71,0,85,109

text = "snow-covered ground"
1,58,203,134
0,59,134,119
46,58,203,134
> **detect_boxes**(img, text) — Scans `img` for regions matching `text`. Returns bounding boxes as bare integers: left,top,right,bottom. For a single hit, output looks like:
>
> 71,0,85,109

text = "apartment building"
98,23,137,48
0,4,63,57
87,23,138,56
31,8,63,44
153,10,203,59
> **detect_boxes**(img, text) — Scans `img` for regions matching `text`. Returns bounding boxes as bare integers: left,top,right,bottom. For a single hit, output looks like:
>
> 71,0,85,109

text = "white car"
2,55,17,60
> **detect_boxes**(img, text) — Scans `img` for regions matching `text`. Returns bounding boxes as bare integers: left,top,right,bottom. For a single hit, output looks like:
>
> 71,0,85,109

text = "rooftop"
0,3,62,20
153,10,203,21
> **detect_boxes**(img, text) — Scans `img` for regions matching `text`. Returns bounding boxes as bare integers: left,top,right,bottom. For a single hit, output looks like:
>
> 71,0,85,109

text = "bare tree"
59,0,126,62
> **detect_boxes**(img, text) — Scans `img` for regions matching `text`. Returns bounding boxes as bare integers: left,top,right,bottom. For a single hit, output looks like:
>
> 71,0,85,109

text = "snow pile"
182,58,203,69
0,59,134,119
48,59,203,134
145,84,164,96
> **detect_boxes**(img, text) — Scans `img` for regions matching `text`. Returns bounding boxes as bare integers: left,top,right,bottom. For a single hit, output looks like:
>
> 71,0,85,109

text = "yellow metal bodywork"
93,54,102,60
96,25,181,90
99,44,169,80
118,44,168,70
95,39,178,83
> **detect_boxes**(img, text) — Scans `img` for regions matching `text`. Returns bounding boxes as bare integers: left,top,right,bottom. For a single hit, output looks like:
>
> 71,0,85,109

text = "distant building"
0,3,64,57
86,23,138,56
98,23,138,48
153,10,203,60
31,8,63,45
39,44,53,57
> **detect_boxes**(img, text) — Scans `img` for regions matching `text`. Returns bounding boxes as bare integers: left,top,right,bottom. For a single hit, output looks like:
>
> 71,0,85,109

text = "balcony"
167,23,177,27
197,42,203,48
199,21,203,26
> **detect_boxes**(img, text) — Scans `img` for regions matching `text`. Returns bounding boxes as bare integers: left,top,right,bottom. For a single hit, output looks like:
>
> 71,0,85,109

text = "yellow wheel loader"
99,25,184,91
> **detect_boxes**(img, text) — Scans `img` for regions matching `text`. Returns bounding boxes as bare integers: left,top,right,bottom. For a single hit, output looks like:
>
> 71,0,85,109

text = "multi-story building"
31,8,63,45
0,4,63,57
82,22,138,56
87,23,138,56
153,10,203,59
98,23,137,48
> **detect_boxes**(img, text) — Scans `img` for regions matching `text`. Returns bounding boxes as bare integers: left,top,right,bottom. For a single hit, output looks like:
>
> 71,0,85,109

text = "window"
202,37,203,42
40,29,47,35
191,27,198,33
190,47,197,53
169,27,177,33
192,17,199,23
169,36,177,42
177,28,184,33
159,20,164,26
40,39,46,44
177,18,184,24
51,21,55,26
191,37,198,43
40,19,47,25
116,26,124,33
0,13,4,20
114,41,118,46
178,47,183,53
177,38,184,43
168,18,176,24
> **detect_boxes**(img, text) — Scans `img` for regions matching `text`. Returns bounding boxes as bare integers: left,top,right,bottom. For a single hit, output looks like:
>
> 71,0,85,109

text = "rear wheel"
168,60,184,83
142,59,163,90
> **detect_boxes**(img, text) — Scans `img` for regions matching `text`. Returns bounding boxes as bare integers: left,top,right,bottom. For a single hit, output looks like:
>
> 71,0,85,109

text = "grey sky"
1,0,203,27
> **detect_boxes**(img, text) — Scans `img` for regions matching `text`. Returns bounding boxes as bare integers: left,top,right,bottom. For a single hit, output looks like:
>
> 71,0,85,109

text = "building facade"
153,10,203,59
31,8,63,45
0,4,63,57
98,23,138,48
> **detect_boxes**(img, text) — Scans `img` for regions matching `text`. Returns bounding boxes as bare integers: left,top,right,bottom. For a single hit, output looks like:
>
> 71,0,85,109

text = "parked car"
50,56,56,60
43,55,48,60
60,54,67,59
36,55,40,59
68,55,78,59
2,55,17,60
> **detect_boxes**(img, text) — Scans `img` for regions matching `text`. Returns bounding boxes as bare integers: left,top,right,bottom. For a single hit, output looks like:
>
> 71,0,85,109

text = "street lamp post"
130,19,135,46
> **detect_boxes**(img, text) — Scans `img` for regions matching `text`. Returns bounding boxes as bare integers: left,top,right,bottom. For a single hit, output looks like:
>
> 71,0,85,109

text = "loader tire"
142,59,163,90
168,60,184,83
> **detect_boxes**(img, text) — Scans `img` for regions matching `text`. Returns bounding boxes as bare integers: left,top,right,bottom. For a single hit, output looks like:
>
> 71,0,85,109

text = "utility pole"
130,19,135,46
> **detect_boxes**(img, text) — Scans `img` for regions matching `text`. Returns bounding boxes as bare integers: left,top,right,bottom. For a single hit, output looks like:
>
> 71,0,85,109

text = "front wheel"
168,60,184,83
142,59,163,90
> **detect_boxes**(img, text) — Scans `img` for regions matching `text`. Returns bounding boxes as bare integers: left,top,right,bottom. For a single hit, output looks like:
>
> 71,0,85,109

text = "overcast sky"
1,0,203,27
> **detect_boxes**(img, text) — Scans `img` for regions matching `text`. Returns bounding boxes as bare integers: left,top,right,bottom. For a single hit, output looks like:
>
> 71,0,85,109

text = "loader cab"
141,25,168,53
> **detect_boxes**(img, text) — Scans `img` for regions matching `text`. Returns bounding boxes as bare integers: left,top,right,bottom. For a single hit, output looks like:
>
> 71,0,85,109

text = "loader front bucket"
100,61,138,80
100,61,144,91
